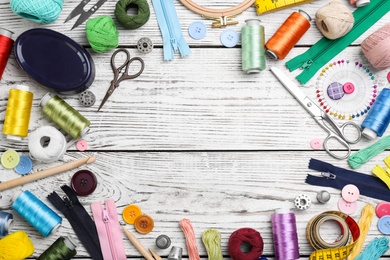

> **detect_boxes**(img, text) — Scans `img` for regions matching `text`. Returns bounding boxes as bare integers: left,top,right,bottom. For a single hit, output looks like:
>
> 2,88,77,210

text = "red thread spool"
228,228,264,260
0,28,14,80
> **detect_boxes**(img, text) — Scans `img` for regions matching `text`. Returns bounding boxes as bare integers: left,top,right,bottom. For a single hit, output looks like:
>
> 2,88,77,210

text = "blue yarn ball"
10,0,63,24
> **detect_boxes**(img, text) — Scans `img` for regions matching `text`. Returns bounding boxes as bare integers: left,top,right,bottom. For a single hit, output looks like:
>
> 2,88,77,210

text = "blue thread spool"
0,210,13,237
361,88,390,139
12,190,62,237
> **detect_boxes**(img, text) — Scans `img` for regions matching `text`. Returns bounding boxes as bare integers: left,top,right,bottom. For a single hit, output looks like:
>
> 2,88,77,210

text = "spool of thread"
10,0,63,23
315,0,354,40
179,218,200,260
241,19,266,74
0,28,13,80
3,85,34,141
228,228,264,260
37,236,77,260
114,0,150,29
86,16,119,53
12,190,62,237
40,93,90,140
28,126,67,163
265,10,311,60
361,23,390,71
0,230,34,260
361,88,390,139
272,209,300,260
0,210,13,237
202,229,223,260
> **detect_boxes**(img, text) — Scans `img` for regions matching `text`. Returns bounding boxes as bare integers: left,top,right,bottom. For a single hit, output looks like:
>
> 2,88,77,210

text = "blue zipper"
306,158,390,201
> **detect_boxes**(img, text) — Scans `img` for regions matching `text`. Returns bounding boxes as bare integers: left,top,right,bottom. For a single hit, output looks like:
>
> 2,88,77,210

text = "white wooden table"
1,0,390,258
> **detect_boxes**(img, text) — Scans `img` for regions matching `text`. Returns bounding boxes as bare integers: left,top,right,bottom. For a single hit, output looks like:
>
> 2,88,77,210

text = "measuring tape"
254,0,312,15
306,211,360,260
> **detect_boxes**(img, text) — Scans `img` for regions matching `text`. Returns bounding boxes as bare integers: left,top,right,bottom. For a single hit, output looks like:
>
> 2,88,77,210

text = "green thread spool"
86,16,119,53
241,19,266,74
115,0,150,30
202,229,223,260
37,236,77,260
40,93,90,140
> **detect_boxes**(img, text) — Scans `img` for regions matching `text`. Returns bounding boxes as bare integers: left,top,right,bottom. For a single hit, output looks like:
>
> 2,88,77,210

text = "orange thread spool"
265,10,311,60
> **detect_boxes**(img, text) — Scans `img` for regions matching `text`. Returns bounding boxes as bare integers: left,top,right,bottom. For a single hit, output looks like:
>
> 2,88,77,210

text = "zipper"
285,0,390,84
306,158,390,201
103,208,118,260
160,0,178,54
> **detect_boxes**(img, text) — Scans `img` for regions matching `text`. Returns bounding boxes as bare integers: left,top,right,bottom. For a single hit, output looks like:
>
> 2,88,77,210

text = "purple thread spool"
271,209,300,260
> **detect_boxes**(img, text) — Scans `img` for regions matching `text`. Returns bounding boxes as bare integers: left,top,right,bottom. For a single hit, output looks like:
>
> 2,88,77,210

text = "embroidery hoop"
178,0,254,27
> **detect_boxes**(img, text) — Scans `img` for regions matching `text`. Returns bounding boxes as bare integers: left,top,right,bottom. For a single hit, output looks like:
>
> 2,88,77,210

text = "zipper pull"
300,59,313,70
102,209,109,223
63,196,74,209
170,38,178,52
321,172,336,179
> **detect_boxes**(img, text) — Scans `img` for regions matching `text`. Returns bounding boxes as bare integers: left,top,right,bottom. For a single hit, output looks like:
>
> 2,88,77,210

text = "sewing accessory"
149,249,163,260
316,190,331,204
378,216,390,234
355,236,389,260
86,16,118,53
271,209,300,260
0,211,13,237
338,197,357,214
306,210,360,260
76,139,88,151
294,194,311,210
189,21,207,40
41,94,91,139
10,0,63,24
220,29,239,48
64,0,107,30
362,22,390,71
265,10,311,60
12,190,62,237
0,231,34,259
71,170,97,196
0,28,13,80
168,246,183,260
376,202,390,218
241,19,266,74
115,0,150,29
180,218,200,260
14,155,33,175
315,60,377,120
122,226,159,260
310,138,323,150
0,156,96,191
271,67,362,159
286,0,390,84
1,150,20,169
202,229,223,260
137,38,153,54
341,184,359,202
372,156,390,189
79,90,96,107
350,0,370,7
122,204,142,224
228,228,263,260
3,86,33,140
37,236,77,260
349,136,390,169
134,214,154,234
156,234,171,249
98,49,145,111
255,0,311,15
14,29,95,94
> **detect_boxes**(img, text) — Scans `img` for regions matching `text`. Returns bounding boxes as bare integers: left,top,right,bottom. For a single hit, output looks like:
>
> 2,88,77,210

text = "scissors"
97,49,145,112
270,67,362,160
64,0,107,30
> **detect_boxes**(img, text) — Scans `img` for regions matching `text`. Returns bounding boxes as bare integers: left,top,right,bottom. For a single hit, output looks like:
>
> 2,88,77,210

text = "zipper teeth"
104,210,117,260
160,0,174,40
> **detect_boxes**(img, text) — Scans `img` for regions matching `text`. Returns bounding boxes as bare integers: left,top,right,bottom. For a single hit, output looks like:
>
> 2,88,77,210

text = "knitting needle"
122,227,157,260
0,156,96,191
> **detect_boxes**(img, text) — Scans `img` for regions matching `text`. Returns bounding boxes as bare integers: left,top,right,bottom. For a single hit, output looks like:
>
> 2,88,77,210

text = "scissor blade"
64,0,90,23
71,0,107,29
270,67,307,102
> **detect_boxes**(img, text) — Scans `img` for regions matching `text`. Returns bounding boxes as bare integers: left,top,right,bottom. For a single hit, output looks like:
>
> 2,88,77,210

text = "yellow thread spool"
3,85,33,140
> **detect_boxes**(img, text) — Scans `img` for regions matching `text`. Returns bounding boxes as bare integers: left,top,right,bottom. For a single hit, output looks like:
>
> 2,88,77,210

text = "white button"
220,29,239,48
188,21,206,40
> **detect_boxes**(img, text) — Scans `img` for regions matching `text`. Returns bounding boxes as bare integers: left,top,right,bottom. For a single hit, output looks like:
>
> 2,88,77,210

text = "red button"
338,198,357,215
376,202,390,218
71,170,97,196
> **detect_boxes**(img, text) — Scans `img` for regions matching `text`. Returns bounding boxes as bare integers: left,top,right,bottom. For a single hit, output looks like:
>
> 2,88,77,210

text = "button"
388,72,390,83
14,155,33,175
376,202,390,218
134,214,154,234
79,90,96,107
378,216,390,234
156,234,171,249
327,82,345,100
188,21,207,40
1,150,20,169
122,204,142,224
71,170,97,196
310,138,323,150
220,29,239,48
76,139,88,152
343,82,355,94
341,184,360,202
338,197,357,215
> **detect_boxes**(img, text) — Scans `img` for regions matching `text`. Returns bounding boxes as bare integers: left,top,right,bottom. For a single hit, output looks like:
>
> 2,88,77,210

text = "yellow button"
1,150,20,169
134,214,154,234
122,204,142,224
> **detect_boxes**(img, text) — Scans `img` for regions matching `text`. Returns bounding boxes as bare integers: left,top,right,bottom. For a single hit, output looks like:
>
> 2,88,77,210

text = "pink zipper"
91,199,127,260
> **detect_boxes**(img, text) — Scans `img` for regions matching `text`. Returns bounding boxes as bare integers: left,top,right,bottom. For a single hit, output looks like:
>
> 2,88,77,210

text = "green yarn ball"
115,0,150,30
86,16,119,53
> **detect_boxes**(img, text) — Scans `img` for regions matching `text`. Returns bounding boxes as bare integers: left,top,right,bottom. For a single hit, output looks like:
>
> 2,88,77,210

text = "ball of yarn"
361,23,390,71
10,0,63,24
228,228,264,260
115,0,150,30
0,231,34,260
315,0,354,40
86,16,119,53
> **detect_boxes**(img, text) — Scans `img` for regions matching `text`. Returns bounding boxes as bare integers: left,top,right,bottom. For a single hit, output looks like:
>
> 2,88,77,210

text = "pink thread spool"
361,23,390,71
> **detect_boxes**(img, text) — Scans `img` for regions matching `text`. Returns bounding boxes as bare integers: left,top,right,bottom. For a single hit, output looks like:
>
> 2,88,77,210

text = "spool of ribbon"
0,210,13,237
37,236,77,260
0,28,13,80
228,228,264,260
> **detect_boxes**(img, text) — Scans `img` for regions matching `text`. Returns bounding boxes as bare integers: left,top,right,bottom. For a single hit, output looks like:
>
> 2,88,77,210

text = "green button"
1,150,20,169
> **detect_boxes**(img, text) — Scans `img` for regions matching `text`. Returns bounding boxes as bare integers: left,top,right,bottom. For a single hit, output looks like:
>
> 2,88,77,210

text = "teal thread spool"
10,0,63,23
241,19,266,74
40,93,90,140
37,236,77,260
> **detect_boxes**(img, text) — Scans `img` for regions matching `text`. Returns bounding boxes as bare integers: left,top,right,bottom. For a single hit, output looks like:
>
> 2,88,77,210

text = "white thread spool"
28,126,67,163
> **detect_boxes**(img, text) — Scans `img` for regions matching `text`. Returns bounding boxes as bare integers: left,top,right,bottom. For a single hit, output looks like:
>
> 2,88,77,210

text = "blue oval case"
14,29,95,94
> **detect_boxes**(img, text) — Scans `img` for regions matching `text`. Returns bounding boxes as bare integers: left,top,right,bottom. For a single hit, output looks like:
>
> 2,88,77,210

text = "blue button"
188,21,206,40
378,216,390,234
220,29,239,48
14,155,33,175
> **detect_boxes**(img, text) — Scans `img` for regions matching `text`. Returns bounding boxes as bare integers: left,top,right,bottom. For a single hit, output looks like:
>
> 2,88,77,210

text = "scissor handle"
111,48,131,76
338,121,362,144
323,134,351,160
121,57,145,80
